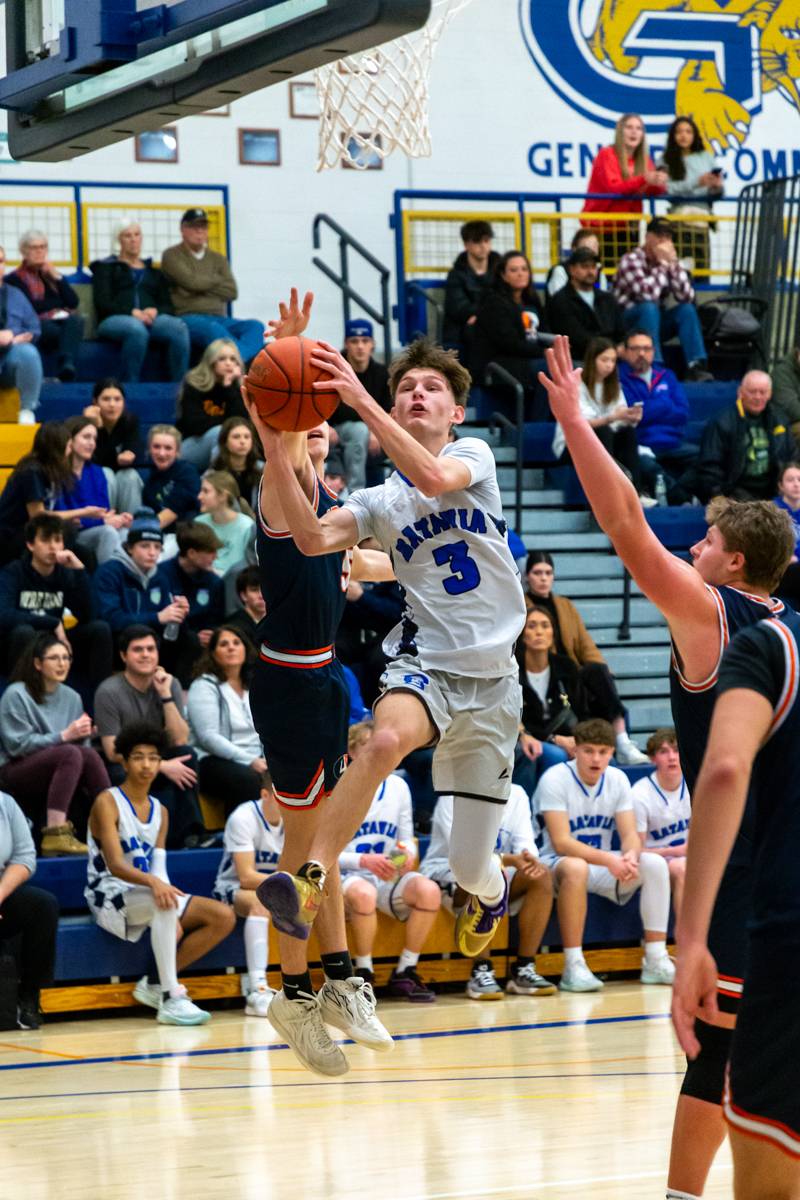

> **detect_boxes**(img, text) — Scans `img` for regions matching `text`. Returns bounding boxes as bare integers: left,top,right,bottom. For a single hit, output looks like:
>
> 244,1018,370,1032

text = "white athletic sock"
666,1191,701,1199
615,731,634,750
449,795,506,906
563,946,584,968
638,852,671,935
396,948,420,973
244,915,269,988
645,939,668,965
150,905,180,998
354,955,373,971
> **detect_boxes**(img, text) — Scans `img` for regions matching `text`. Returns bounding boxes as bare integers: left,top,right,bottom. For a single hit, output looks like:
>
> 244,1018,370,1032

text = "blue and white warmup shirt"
631,772,691,849
85,785,163,941
339,774,414,878
213,799,284,904
345,438,526,678
535,762,633,858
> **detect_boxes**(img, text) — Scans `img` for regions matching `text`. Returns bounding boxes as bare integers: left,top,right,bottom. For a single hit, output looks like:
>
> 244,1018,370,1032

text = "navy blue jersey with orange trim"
255,474,352,655
718,610,800,939
669,584,785,866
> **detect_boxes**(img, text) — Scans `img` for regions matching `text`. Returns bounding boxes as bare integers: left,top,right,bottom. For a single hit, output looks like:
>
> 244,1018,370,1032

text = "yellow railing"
401,210,522,276
82,203,227,266
0,201,78,268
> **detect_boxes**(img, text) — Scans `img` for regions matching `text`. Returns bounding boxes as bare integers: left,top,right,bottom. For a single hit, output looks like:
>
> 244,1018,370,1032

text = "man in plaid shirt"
614,218,712,382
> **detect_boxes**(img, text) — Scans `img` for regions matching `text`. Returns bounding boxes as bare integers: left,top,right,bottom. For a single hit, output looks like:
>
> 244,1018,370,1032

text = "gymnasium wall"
0,0,798,348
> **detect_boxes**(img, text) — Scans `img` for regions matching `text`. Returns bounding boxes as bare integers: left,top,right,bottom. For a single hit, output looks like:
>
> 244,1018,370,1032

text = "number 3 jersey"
345,438,526,677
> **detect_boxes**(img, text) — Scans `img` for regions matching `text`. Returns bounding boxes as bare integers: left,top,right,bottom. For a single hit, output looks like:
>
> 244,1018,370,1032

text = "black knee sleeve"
679,1019,732,1105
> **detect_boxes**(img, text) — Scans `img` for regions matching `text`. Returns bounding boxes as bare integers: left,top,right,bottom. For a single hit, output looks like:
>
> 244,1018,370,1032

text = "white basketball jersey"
536,762,633,858
421,783,537,876
632,773,691,849
214,799,284,899
339,774,414,876
345,438,526,676
86,785,162,887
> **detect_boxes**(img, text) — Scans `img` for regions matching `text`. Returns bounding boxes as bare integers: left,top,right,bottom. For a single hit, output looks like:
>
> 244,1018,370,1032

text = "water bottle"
163,592,180,642
654,473,668,508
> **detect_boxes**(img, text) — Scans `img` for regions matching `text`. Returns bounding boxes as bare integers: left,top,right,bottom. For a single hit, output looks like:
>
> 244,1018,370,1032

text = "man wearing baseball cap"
326,317,391,491
161,209,264,365
545,246,625,360
613,217,713,381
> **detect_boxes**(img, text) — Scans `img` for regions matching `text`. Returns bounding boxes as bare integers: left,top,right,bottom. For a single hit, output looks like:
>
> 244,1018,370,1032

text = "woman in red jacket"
582,113,667,268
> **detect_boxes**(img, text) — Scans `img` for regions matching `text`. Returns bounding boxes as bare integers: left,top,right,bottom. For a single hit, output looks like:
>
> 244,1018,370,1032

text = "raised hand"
310,341,371,413
538,335,583,426
265,288,314,342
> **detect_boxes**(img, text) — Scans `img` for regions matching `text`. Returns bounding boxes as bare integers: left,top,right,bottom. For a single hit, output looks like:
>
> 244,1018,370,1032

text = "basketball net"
314,0,474,171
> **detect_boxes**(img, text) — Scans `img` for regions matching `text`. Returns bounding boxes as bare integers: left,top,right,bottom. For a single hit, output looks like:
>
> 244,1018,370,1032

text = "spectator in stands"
85,722,233,1025
471,250,546,409
158,522,225,662
618,329,694,499
443,220,500,361
545,248,625,361
691,370,797,504
161,209,264,365
337,572,404,708
631,727,690,919
0,244,43,425
774,462,800,606
614,217,712,380
0,790,58,1030
0,632,110,856
187,626,264,818
324,452,348,498
54,415,132,564
581,114,667,265
535,719,674,992
421,784,555,1000
0,513,113,686
0,422,74,566
340,720,440,1000
91,219,190,383
93,627,208,849
196,470,255,577
660,116,722,273
93,508,190,652
771,342,800,439
142,425,201,535
515,605,585,796
225,564,265,645
6,230,83,383
524,551,648,764
546,229,609,298
177,339,246,470
328,318,392,492
83,378,143,514
212,417,262,510
552,337,645,496
212,772,283,1016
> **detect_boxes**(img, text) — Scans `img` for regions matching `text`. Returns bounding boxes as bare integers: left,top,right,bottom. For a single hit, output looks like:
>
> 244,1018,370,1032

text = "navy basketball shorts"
249,658,350,811
707,862,753,1014
724,937,800,1159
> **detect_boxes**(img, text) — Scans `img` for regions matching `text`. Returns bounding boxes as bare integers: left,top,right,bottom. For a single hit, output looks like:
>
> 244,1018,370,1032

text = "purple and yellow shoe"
455,875,509,958
256,865,324,939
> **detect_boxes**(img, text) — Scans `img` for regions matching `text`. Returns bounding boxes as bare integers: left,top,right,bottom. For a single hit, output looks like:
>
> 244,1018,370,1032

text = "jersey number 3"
432,540,481,595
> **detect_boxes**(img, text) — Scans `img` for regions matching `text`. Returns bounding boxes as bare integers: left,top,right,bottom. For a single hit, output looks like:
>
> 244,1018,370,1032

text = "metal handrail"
406,281,443,343
484,362,524,534
617,566,632,642
312,213,392,362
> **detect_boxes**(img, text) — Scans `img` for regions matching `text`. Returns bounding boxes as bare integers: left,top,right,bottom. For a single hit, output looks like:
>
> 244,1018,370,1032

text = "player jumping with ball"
248,332,527,993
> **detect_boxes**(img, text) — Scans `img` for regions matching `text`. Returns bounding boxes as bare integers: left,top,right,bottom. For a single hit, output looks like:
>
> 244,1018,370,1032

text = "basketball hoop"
314,0,474,171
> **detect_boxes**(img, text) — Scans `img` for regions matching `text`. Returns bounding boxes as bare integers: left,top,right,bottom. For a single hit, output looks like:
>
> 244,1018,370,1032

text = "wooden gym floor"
0,982,732,1200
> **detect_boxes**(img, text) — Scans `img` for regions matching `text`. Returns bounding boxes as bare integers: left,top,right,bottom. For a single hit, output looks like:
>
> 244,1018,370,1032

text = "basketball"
243,336,339,432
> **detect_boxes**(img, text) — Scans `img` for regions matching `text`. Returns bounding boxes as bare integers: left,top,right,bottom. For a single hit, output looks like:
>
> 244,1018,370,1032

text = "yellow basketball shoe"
256,862,325,939
455,872,508,958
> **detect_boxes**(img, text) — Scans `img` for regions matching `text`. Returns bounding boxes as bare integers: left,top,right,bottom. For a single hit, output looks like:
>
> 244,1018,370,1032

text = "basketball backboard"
2,0,431,161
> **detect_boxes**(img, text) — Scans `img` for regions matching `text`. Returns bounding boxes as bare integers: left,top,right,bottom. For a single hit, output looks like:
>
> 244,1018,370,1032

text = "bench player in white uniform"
213,772,284,1017
254,338,527,962
631,728,691,919
339,721,440,1002
85,723,235,1025
422,784,556,999
535,718,674,992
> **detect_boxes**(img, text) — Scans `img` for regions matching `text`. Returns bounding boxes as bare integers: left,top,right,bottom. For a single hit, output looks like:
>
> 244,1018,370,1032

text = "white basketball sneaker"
559,960,605,992
318,977,394,1052
245,983,276,1017
268,989,349,1077
640,954,676,986
157,986,211,1026
133,976,162,1010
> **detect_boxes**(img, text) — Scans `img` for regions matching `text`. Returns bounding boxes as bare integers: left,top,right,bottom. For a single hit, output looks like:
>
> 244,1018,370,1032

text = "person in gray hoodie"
187,625,264,818
0,632,109,855
0,790,59,1029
